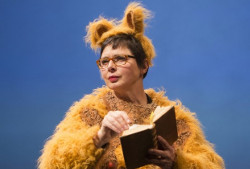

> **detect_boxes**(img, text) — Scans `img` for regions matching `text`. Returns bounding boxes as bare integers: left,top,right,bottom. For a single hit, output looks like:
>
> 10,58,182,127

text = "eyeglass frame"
96,54,136,69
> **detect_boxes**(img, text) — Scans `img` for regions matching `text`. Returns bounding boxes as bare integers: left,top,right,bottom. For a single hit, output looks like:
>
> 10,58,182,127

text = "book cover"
120,105,177,169
153,106,178,145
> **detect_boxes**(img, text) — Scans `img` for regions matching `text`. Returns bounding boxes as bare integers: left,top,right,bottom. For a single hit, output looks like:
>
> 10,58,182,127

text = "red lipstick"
108,76,119,82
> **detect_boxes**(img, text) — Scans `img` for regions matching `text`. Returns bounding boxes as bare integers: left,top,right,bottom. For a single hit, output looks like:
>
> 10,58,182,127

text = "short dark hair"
100,34,148,78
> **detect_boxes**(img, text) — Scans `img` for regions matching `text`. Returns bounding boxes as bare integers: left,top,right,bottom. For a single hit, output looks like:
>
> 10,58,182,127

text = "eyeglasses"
96,55,135,69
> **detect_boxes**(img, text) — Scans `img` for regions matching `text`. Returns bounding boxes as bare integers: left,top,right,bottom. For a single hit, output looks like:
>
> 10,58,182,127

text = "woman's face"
100,45,147,92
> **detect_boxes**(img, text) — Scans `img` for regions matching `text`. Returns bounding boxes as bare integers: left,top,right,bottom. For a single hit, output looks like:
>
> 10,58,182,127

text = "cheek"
99,70,106,80
123,66,140,78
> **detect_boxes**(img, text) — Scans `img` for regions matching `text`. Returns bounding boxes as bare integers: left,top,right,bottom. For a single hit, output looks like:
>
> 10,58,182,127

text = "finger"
103,117,122,133
103,112,124,132
107,115,128,132
117,111,131,124
157,135,172,151
111,112,130,130
148,148,170,159
111,111,131,128
148,147,176,163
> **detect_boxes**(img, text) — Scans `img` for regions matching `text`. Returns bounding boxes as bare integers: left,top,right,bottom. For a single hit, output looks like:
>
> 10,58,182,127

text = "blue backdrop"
0,0,249,168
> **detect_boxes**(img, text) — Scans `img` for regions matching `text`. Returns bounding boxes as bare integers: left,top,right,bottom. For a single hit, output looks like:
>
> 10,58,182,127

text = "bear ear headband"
85,2,156,66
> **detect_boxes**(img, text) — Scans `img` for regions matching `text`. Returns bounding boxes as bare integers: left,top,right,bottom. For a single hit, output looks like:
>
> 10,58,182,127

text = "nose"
107,60,116,71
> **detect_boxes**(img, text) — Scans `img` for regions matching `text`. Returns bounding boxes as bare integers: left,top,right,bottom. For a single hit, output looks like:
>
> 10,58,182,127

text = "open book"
120,105,178,169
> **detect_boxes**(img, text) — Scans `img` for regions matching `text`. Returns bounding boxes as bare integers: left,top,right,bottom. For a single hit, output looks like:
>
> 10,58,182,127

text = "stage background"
0,0,249,168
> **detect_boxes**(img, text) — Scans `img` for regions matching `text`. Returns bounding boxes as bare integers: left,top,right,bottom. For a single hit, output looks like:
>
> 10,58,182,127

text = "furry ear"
96,24,110,38
85,18,114,49
122,2,151,34
126,11,135,30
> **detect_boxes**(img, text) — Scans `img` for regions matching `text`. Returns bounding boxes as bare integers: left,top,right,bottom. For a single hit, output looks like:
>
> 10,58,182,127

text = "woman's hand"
96,111,131,147
147,136,176,169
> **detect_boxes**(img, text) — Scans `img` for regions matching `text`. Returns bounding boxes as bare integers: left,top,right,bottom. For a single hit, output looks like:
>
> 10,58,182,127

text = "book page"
122,124,154,136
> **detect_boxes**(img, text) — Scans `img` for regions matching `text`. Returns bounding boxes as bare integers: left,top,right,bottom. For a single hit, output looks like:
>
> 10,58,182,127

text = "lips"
108,76,119,82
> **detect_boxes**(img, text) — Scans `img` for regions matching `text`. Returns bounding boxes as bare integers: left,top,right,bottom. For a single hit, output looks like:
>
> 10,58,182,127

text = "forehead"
101,45,132,58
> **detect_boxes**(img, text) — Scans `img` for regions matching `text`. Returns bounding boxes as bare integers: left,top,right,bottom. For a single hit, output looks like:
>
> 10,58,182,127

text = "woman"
38,2,224,169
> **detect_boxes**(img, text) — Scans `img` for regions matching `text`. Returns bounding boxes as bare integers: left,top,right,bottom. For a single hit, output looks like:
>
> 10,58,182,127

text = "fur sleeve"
173,103,225,169
146,89,225,169
38,103,104,169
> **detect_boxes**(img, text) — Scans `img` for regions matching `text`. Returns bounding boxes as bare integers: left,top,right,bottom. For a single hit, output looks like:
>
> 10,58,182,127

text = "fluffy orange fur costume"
38,87,224,168
38,2,225,169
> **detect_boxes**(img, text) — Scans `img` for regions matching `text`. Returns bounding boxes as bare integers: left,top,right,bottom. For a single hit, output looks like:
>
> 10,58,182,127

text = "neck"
113,85,147,105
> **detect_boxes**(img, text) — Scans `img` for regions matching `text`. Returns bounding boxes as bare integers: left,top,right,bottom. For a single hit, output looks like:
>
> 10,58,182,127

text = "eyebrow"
101,54,125,59
101,56,110,59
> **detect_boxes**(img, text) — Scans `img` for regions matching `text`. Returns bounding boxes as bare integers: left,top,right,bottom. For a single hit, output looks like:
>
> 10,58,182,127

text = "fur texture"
38,87,224,169
85,2,155,66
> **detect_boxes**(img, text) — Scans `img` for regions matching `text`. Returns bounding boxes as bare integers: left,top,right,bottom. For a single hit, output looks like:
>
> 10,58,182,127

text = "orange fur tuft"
85,2,156,66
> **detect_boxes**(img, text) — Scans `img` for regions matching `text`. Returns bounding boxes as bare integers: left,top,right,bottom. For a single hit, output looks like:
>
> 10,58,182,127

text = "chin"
106,82,125,91
107,84,121,91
